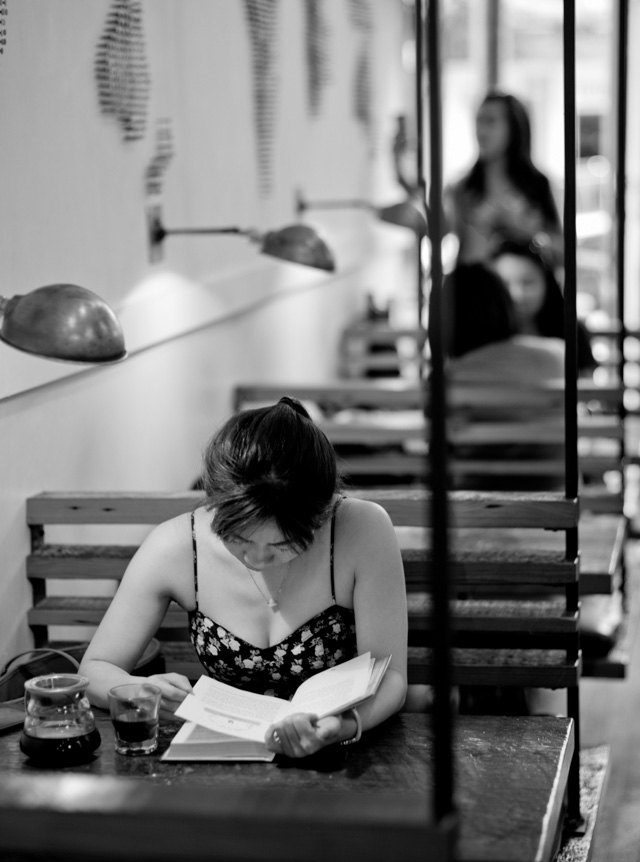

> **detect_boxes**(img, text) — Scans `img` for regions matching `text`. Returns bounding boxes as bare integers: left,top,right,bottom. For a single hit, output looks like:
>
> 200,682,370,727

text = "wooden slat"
351,488,578,529
26,492,205,525
26,489,580,530
30,595,576,638
407,595,577,634
28,598,188,629
157,642,580,689
401,546,577,588
325,414,620,446
407,647,581,687
27,544,578,587
234,379,623,411
235,380,427,411
401,515,622,594
27,545,136,579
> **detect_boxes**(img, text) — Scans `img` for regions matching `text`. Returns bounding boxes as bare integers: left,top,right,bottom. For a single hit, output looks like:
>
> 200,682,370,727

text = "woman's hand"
132,673,193,721
265,713,346,758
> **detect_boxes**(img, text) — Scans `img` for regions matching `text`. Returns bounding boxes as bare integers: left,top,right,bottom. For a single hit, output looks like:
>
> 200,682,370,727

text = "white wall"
0,0,410,666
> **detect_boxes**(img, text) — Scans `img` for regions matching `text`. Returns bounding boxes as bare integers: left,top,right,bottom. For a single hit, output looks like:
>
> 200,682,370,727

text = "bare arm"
340,498,408,728
79,516,194,719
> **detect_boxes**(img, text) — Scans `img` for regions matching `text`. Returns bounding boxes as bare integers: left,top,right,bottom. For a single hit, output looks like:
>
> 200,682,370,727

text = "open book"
161,651,390,762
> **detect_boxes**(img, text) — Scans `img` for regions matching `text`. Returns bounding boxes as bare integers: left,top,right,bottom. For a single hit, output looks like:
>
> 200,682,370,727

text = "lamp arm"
159,226,247,237
297,198,371,215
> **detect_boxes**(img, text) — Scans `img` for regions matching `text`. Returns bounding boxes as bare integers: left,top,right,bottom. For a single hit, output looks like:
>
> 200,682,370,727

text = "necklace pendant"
267,598,278,609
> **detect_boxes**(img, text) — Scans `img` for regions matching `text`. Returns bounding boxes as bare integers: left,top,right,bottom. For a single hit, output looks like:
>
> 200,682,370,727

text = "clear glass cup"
108,682,161,756
20,673,101,765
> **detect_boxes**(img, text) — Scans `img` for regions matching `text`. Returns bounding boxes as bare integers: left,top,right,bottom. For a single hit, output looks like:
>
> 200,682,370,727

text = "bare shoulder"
334,496,403,578
128,510,194,580
336,495,395,541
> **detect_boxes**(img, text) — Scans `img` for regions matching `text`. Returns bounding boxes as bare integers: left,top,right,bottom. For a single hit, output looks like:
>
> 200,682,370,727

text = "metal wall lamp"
295,189,428,237
147,205,336,272
0,284,127,364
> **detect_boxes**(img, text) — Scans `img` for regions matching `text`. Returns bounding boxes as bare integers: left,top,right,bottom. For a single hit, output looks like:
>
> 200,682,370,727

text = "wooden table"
0,712,573,862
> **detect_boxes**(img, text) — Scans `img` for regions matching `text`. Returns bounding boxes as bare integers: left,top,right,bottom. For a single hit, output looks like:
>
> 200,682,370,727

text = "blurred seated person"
432,262,566,491
491,240,596,376
440,261,565,383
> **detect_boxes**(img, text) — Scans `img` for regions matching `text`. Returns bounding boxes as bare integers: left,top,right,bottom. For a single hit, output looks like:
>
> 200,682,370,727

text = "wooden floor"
581,538,640,862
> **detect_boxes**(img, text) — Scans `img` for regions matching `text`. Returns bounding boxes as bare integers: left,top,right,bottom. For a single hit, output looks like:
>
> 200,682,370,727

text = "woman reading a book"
80,397,408,758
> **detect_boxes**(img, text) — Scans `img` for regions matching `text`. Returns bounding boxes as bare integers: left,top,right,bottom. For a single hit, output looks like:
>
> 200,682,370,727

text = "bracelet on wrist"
340,707,362,746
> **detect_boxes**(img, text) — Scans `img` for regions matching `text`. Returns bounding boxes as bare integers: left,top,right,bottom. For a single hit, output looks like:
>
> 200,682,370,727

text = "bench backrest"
26,489,581,691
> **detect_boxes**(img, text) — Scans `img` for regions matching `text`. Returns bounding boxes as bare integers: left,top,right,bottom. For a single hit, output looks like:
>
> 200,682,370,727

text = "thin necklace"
245,561,292,611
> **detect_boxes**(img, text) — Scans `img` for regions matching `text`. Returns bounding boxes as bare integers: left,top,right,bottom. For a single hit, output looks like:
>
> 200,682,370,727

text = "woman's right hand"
132,673,194,720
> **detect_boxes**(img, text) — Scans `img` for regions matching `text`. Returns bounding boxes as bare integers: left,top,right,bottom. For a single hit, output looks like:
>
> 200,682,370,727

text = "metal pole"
415,0,427,337
616,0,629,508
425,0,455,825
486,0,500,89
563,0,583,830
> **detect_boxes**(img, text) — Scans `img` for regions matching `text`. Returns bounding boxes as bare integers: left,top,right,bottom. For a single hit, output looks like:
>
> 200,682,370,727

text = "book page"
175,677,288,741
284,652,373,718
175,653,390,739
170,721,240,745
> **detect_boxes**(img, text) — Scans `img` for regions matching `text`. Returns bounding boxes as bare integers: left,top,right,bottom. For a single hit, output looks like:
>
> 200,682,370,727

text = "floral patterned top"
188,504,357,700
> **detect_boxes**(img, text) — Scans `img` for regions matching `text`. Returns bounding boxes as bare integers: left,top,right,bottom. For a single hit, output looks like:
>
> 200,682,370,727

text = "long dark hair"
492,240,595,371
464,91,561,229
436,262,519,359
202,397,340,551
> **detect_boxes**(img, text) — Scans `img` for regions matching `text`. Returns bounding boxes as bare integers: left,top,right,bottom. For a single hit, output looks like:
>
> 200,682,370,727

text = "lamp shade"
261,224,336,272
0,284,127,364
148,205,336,272
376,195,428,236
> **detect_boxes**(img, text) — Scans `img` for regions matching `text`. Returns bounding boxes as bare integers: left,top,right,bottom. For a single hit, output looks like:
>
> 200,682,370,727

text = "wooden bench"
25,489,582,688
26,489,636,680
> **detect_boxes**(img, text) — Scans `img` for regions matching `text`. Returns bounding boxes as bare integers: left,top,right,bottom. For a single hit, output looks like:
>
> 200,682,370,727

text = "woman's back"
449,334,565,383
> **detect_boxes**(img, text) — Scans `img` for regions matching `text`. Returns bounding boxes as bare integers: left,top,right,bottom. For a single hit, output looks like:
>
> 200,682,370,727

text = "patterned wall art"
0,0,7,59
94,0,151,143
346,0,374,151
304,0,331,118
244,0,280,197
144,118,175,198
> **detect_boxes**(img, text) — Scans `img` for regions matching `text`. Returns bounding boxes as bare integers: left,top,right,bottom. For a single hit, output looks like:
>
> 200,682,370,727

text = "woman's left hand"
265,713,343,758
